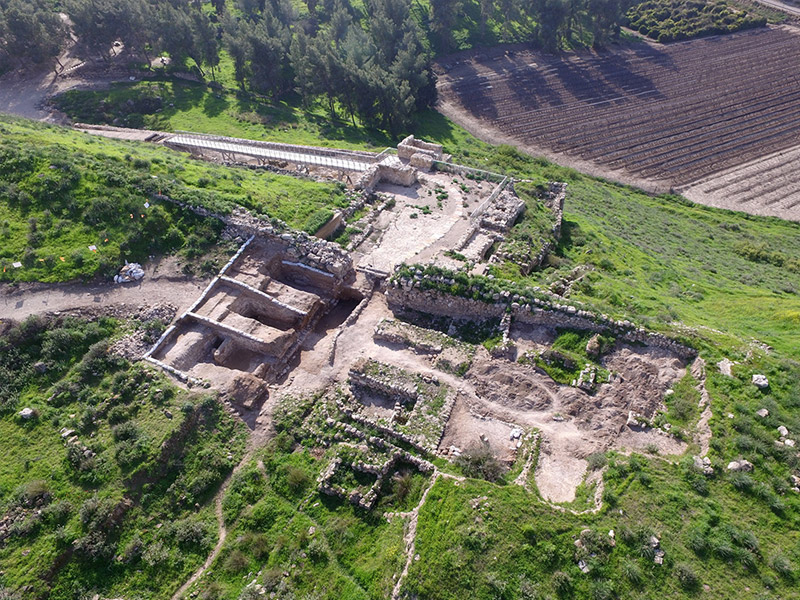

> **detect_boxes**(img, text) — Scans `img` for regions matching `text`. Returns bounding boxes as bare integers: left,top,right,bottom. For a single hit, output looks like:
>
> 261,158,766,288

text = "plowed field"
436,25,800,218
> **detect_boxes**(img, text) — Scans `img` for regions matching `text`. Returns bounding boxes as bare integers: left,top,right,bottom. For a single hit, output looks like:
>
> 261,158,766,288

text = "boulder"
33,362,48,374
717,358,735,377
778,425,789,437
756,408,769,418
19,407,35,420
727,459,754,472
752,374,769,389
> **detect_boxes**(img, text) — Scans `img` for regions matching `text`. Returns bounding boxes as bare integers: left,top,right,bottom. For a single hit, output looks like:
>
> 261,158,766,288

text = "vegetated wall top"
387,264,697,358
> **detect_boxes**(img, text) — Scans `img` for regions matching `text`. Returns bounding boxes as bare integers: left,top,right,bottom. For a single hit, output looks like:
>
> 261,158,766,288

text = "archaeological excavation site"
118,131,703,509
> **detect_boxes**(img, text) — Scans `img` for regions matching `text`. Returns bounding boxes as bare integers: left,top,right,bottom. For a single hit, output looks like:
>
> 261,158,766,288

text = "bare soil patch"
437,25,800,214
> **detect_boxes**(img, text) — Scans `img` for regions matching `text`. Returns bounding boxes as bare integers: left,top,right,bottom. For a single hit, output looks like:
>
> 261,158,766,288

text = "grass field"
0,115,347,282
0,314,248,599
12,69,800,600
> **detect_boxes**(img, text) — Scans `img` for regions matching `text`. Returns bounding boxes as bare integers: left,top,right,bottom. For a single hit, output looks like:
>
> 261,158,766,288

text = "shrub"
286,465,310,494
586,452,607,470
173,519,208,548
770,554,793,579
455,445,506,482
552,571,572,596
621,559,642,585
122,535,144,563
198,582,225,600
224,549,249,573
14,480,52,507
675,562,700,590
592,580,614,600
307,536,328,563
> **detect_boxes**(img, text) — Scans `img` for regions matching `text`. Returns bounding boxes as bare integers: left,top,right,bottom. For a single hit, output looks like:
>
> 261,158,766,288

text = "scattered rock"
585,334,601,357
785,439,796,448
727,460,754,472
693,455,714,475
717,358,735,376
752,374,769,389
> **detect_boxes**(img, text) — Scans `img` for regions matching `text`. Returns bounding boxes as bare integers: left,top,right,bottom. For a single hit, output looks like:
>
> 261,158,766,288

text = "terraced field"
680,143,800,220
437,25,800,219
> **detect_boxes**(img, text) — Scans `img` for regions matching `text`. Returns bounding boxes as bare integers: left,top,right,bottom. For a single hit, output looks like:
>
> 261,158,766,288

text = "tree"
1,0,64,66
428,0,463,53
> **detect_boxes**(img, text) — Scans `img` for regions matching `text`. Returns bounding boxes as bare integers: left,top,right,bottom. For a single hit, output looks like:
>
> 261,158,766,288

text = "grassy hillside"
9,83,800,600
0,314,247,599
0,114,347,282
413,112,800,359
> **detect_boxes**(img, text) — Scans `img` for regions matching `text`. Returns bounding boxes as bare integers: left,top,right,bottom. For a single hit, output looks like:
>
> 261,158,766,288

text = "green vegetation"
520,329,613,385
625,0,766,43
191,393,409,599
53,79,396,151
0,115,347,282
496,180,559,274
406,415,799,599
410,112,800,359
0,314,247,599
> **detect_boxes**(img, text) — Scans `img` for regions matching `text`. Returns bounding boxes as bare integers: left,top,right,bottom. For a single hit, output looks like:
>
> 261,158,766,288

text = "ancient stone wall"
385,285,695,359
397,135,444,161
153,196,354,283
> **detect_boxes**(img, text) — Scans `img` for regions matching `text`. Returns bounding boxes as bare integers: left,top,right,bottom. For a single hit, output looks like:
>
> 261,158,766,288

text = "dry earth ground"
436,25,800,220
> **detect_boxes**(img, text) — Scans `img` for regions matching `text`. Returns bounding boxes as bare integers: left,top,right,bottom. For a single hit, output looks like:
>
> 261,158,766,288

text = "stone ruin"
396,134,447,170
354,136,447,193
146,233,361,409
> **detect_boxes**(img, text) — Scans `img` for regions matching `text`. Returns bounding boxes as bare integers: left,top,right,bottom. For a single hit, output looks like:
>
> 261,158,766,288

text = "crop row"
439,26,800,186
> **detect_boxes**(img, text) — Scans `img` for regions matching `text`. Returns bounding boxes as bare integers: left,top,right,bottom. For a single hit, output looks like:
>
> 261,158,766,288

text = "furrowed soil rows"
437,25,800,218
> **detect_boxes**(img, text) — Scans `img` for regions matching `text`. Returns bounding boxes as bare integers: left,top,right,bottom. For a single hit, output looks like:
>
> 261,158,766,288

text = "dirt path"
0,14,129,121
172,444,260,600
752,0,800,16
171,480,229,600
1,264,208,321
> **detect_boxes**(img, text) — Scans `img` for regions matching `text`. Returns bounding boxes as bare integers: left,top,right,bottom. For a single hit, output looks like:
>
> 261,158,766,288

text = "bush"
586,452,607,471
455,445,506,482
224,549,249,573
621,559,642,585
770,554,794,579
552,571,572,596
676,562,700,590
286,465,310,494
14,480,52,507
307,536,328,563
173,519,208,548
